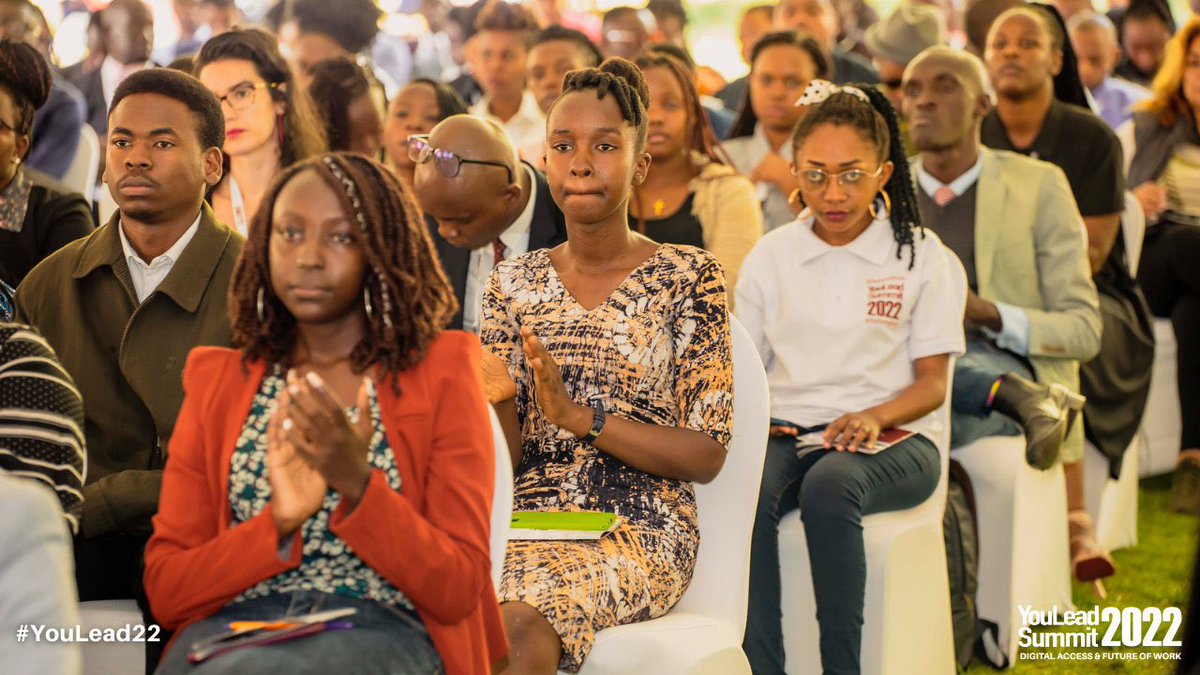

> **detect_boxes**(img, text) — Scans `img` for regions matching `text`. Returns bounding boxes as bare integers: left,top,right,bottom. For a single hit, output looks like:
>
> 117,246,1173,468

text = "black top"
981,99,1125,217
0,169,94,286
426,162,568,330
634,193,703,249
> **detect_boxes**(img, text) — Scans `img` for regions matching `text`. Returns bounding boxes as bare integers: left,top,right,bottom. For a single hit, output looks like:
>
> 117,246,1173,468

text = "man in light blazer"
903,47,1101,472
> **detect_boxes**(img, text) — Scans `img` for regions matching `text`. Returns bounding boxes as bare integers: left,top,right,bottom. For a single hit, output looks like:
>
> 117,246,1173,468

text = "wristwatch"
580,401,606,445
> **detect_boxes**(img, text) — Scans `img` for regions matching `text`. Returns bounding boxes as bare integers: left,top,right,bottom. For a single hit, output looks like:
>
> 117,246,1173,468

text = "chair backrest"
1121,189,1145,278
488,405,513,590
928,253,968,509
98,184,118,227
673,315,770,637
61,125,99,203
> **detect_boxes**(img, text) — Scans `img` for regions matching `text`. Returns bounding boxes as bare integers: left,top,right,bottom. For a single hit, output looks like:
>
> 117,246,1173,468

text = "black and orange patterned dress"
480,243,734,672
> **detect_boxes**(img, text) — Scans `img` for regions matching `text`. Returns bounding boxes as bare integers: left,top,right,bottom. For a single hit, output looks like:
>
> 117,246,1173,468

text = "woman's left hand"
823,411,883,452
521,327,590,437
282,370,374,504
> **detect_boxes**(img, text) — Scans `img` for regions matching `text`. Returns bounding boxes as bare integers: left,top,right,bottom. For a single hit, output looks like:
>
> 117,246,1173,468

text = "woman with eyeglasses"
195,28,327,236
631,50,762,294
382,79,468,190
736,81,965,675
725,31,827,233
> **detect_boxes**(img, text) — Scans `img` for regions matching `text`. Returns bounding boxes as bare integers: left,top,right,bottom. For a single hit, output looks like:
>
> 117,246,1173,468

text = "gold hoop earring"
868,190,892,219
788,188,805,212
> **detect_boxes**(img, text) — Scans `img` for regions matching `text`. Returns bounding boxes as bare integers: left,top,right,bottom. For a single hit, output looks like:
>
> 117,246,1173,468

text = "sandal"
1068,510,1115,583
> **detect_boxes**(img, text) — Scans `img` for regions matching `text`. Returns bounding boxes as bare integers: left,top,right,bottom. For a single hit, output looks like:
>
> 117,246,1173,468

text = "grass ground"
965,474,1197,674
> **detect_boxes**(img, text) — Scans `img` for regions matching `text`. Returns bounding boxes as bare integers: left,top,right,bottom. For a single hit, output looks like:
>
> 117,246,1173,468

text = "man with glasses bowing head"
412,114,566,333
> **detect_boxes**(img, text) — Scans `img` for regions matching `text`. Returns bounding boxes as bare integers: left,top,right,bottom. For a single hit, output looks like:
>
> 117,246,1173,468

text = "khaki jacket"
16,205,243,536
690,160,763,294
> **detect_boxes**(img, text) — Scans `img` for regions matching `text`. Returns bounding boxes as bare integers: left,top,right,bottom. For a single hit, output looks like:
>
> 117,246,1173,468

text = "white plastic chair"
1139,319,1181,477
779,256,964,675
61,125,99,203
489,404,513,590
97,184,118,227
78,600,144,675
568,316,770,675
953,438,1071,664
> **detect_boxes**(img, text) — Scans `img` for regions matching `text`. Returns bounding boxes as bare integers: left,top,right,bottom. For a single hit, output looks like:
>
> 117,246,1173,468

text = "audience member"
642,43,736,139
145,152,505,675
647,0,687,49
1118,16,1200,515
982,5,1125,580
964,0,1025,56
412,0,459,82
600,6,654,61
0,322,85,532
273,0,397,102
382,78,468,190
531,0,602,43
0,472,80,675
1114,0,1175,87
1070,11,1151,129
725,31,827,231
865,4,947,115
716,4,773,112
64,0,154,141
772,0,878,85
307,56,382,158
527,25,602,117
447,3,486,106
738,79,964,675
15,69,238,615
832,0,880,58
480,58,733,675
1054,0,1095,21
0,40,92,287
413,115,566,333
632,50,761,290
468,0,544,158
0,0,86,182
195,27,327,236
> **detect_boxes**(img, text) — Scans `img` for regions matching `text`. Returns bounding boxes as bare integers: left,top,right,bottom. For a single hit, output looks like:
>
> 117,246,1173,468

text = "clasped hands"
481,327,592,438
267,370,374,537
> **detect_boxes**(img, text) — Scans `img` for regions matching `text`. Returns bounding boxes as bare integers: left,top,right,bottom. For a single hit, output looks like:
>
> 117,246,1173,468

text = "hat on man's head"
865,4,947,66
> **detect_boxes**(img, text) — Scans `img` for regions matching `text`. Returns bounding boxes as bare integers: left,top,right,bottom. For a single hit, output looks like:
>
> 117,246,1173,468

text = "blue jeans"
950,338,1027,448
155,592,443,674
743,431,940,675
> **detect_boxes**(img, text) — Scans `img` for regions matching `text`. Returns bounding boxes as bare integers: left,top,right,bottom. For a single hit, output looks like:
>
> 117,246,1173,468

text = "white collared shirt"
100,57,151,108
462,164,538,334
735,210,966,446
915,155,1032,355
118,213,202,303
470,91,547,157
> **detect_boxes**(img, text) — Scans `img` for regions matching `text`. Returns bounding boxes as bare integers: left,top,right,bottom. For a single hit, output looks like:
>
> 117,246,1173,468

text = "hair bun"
0,40,51,111
598,57,649,110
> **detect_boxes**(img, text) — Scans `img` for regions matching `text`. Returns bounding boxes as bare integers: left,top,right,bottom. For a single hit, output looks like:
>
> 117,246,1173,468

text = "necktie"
492,239,507,266
934,186,956,207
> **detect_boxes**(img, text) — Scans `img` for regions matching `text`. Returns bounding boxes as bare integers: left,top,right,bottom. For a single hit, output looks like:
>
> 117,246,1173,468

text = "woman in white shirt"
736,80,966,675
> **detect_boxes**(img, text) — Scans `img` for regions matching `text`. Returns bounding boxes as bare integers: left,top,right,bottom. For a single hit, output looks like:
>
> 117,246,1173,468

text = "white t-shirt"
734,210,966,447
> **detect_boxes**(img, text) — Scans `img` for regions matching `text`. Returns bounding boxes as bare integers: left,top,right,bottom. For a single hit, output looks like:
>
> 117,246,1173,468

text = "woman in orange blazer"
145,153,506,674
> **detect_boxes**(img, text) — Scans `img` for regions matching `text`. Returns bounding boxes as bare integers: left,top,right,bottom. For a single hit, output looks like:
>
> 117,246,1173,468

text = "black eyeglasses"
407,134,514,183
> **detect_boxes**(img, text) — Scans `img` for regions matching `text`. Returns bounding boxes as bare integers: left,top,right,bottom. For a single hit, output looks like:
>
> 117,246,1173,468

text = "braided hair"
553,57,649,151
727,30,829,140
791,85,924,268
0,39,51,138
229,152,457,381
306,56,372,152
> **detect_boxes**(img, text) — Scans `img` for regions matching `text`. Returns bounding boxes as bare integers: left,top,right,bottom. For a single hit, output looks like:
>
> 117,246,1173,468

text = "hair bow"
794,79,871,107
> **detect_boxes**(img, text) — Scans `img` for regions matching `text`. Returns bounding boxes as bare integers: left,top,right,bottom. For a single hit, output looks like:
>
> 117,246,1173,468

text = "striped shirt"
0,323,85,533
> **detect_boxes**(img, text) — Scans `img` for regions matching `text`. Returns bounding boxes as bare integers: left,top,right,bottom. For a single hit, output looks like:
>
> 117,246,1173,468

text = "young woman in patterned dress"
480,57,735,674
144,153,506,674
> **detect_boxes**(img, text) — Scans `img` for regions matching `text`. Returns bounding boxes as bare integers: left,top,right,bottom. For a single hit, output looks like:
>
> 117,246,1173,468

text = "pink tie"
934,186,956,207
492,239,507,266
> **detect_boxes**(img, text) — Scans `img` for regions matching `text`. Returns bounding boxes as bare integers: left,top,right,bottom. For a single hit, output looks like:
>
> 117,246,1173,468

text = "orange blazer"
144,332,507,674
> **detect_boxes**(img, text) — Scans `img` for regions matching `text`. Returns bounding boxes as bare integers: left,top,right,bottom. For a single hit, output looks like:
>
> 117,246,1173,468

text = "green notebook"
510,512,622,540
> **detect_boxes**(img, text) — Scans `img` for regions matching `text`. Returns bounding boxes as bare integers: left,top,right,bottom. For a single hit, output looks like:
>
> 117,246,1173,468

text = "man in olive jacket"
16,69,240,604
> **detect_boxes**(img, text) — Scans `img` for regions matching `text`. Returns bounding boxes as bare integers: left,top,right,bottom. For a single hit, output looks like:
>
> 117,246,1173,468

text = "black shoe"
990,373,1085,470
1169,451,1200,516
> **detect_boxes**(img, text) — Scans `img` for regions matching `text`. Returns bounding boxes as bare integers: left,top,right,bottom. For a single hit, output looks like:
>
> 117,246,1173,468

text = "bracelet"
580,402,606,445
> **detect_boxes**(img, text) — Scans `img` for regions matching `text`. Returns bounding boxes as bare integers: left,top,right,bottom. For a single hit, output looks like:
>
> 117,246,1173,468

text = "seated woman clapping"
144,153,505,674
480,58,734,674
736,81,966,675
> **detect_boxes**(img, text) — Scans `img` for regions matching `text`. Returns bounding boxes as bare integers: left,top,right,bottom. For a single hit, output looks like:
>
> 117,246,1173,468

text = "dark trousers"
743,432,940,675
950,338,1030,448
1139,221,1200,449
74,531,167,669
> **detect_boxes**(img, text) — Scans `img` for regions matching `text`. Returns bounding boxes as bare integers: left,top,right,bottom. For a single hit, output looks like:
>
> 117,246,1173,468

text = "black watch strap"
581,402,606,445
